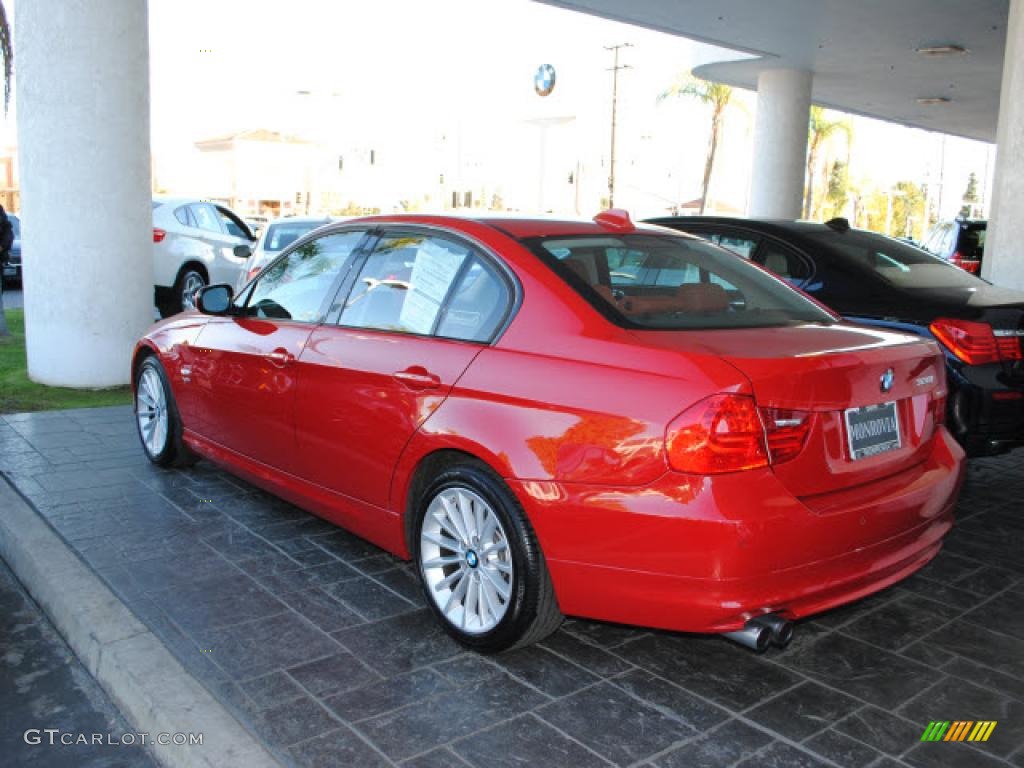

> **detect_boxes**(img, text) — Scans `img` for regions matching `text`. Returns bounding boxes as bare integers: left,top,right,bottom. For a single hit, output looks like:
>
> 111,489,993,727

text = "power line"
605,43,632,208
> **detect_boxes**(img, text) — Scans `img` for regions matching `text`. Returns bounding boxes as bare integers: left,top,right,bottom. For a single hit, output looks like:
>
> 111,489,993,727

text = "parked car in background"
237,215,334,289
152,198,256,317
244,215,270,236
1,213,20,288
920,218,986,274
647,215,1024,456
132,210,962,653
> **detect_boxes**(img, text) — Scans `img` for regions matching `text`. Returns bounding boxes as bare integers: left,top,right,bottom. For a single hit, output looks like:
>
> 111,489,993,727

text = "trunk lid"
632,323,947,498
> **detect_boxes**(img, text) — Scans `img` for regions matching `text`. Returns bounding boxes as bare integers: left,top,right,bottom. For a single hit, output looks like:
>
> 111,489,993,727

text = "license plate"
844,401,901,461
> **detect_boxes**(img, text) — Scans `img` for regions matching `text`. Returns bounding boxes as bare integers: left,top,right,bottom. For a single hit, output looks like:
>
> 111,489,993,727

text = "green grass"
0,309,133,414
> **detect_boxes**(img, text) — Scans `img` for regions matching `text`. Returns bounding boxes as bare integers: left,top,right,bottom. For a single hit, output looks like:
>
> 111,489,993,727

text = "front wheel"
134,356,196,467
414,462,562,652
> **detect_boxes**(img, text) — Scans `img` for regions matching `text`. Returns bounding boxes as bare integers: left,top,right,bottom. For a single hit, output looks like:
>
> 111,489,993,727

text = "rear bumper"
512,427,964,633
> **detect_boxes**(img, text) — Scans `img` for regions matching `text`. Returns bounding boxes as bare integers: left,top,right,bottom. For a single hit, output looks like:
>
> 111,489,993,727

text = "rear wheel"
134,356,196,467
414,462,562,652
176,268,206,312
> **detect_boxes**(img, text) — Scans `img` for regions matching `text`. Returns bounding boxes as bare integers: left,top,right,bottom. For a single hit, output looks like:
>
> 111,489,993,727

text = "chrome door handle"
393,367,441,390
265,349,295,367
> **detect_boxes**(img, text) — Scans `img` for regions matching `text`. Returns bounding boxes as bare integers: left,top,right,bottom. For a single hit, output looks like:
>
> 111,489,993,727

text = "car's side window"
339,233,505,340
673,229,760,262
216,206,251,240
716,234,759,259
753,241,811,285
435,257,510,342
243,230,364,322
174,206,192,227
191,204,222,234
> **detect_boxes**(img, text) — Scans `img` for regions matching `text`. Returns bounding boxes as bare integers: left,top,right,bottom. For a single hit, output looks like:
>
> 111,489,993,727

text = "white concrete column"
16,0,153,387
984,0,1024,289
748,68,813,219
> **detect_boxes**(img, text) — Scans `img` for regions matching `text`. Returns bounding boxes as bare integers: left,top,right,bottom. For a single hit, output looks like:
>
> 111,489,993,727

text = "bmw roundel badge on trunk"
881,368,895,393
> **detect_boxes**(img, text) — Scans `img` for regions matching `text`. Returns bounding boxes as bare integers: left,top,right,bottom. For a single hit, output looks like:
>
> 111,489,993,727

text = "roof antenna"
594,209,635,231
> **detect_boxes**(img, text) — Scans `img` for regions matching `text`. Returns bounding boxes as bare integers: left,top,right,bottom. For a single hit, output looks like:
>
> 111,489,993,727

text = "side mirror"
233,244,253,259
196,284,234,315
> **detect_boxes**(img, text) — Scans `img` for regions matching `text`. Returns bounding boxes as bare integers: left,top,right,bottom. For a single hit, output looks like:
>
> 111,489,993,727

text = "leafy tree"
862,181,926,239
804,106,852,219
959,171,979,218
891,181,927,239
0,1,12,338
658,75,735,214
821,160,850,220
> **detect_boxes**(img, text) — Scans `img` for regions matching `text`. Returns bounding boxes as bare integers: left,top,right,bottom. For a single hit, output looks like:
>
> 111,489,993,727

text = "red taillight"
930,318,1022,365
996,334,1023,361
760,407,812,464
153,228,166,243
950,252,980,274
993,391,1024,401
666,394,769,474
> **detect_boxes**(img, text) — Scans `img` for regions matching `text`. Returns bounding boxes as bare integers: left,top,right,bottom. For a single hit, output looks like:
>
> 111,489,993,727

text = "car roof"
343,213,696,241
153,196,234,208
645,216,845,238
264,215,336,226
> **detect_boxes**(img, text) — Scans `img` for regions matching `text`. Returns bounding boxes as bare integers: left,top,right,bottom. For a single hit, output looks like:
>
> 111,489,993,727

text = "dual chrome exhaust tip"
723,614,794,652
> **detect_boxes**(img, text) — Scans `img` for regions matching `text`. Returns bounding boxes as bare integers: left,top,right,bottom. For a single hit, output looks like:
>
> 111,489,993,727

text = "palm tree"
659,75,734,215
0,0,12,338
804,106,852,219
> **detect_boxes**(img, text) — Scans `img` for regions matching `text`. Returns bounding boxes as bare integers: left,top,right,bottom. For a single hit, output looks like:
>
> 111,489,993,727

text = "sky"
1,0,997,220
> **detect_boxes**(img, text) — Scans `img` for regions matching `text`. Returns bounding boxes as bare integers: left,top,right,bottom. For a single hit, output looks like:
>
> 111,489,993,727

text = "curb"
0,476,280,768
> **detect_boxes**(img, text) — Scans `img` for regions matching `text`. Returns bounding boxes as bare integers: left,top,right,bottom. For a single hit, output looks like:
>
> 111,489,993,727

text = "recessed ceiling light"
915,44,969,56
916,97,950,105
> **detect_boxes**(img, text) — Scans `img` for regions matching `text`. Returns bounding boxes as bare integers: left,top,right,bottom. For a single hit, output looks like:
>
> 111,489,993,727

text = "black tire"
133,356,197,468
156,297,178,319
413,461,562,652
174,268,207,313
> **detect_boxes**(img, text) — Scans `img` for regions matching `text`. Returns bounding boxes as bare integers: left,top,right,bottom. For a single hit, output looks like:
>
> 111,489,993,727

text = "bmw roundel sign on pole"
535,64,556,97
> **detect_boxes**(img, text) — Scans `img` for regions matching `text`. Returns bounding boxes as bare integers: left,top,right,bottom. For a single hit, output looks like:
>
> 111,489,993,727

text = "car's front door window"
243,230,364,323
216,206,252,240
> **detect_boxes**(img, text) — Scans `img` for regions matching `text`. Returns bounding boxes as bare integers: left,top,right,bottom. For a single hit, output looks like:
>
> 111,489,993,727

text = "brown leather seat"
675,283,729,313
563,258,616,305
622,283,729,316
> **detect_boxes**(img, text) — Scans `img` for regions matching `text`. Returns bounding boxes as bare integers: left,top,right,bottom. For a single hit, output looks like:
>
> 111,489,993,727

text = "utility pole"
605,43,632,208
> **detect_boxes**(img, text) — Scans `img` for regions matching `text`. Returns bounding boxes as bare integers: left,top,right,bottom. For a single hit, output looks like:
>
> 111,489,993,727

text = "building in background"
193,129,316,217
0,147,19,211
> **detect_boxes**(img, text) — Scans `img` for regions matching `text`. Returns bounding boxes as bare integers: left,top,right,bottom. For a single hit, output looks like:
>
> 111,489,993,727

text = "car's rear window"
802,229,986,289
526,233,836,330
265,221,329,252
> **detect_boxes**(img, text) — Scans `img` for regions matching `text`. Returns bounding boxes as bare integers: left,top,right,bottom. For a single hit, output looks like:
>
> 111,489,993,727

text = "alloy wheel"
136,366,168,457
181,272,205,310
419,485,514,634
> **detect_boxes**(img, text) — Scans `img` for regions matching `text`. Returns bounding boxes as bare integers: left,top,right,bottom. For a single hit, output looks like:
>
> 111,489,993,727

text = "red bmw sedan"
132,210,965,653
